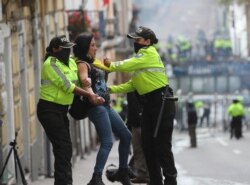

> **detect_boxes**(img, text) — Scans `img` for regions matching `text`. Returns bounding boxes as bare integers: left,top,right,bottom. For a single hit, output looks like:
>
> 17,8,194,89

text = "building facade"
0,0,133,184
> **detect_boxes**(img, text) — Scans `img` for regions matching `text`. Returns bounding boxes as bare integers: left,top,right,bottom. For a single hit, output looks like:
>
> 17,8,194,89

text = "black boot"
87,173,105,185
128,167,136,179
112,168,132,185
164,177,177,185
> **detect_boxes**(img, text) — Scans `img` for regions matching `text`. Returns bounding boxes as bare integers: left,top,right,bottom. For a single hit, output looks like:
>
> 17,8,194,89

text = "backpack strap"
76,60,98,91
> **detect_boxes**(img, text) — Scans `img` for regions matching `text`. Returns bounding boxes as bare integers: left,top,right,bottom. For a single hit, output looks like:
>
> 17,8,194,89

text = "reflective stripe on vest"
48,58,71,91
132,67,165,77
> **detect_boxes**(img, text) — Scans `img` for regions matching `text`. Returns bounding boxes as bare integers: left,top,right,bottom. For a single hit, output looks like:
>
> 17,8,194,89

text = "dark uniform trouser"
131,127,148,177
139,87,177,185
37,100,72,185
231,116,242,139
188,124,197,147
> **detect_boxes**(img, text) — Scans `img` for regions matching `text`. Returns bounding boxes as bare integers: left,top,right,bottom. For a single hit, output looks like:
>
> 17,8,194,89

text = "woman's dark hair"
73,32,94,63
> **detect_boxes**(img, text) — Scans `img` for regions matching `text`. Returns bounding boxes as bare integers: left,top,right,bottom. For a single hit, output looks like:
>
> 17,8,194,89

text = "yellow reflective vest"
109,46,169,95
40,56,78,105
228,102,244,117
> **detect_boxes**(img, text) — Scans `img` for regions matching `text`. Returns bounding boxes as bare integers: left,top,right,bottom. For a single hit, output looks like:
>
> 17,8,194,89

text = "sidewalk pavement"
28,140,144,185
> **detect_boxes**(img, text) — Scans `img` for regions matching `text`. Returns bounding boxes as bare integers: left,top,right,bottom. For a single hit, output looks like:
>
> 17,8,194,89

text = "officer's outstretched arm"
109,80,135,94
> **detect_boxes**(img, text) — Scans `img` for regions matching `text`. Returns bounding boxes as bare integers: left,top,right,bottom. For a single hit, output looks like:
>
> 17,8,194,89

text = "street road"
173,127,250,185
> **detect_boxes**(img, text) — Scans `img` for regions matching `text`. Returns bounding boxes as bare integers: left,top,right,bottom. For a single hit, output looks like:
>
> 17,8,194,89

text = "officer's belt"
132,67,165,77
137,86,167,104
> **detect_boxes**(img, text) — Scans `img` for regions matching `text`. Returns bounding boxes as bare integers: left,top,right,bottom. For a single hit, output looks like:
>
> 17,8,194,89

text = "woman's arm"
77,62,95,94
73,86,104,105
109,80,135,94
76,62,104,105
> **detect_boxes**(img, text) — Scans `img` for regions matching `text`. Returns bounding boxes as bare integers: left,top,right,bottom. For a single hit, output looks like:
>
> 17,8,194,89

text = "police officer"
228,99,244,139
104,26,177,185
37,35,104,185
187,102,198,148
126,92,149,183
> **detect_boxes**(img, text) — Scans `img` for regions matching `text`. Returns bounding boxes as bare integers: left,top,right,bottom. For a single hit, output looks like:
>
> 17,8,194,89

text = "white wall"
229,3,248,57
64,0,83,10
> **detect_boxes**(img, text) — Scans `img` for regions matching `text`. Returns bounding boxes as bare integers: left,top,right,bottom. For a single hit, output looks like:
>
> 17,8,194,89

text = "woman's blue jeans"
88,105,132,175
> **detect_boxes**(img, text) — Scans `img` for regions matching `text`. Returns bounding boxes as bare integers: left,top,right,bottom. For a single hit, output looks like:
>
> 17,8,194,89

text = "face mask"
54,48,71,64
134,42,147,53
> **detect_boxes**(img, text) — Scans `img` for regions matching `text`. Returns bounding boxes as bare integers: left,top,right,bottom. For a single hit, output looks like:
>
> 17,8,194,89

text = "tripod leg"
0,148,13,179
13,148,27,185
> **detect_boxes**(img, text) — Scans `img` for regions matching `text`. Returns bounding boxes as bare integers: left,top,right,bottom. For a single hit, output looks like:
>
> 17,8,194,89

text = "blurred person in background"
187,102,198,148
228,99,244,139
126,92,149,184
199,102,211,127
